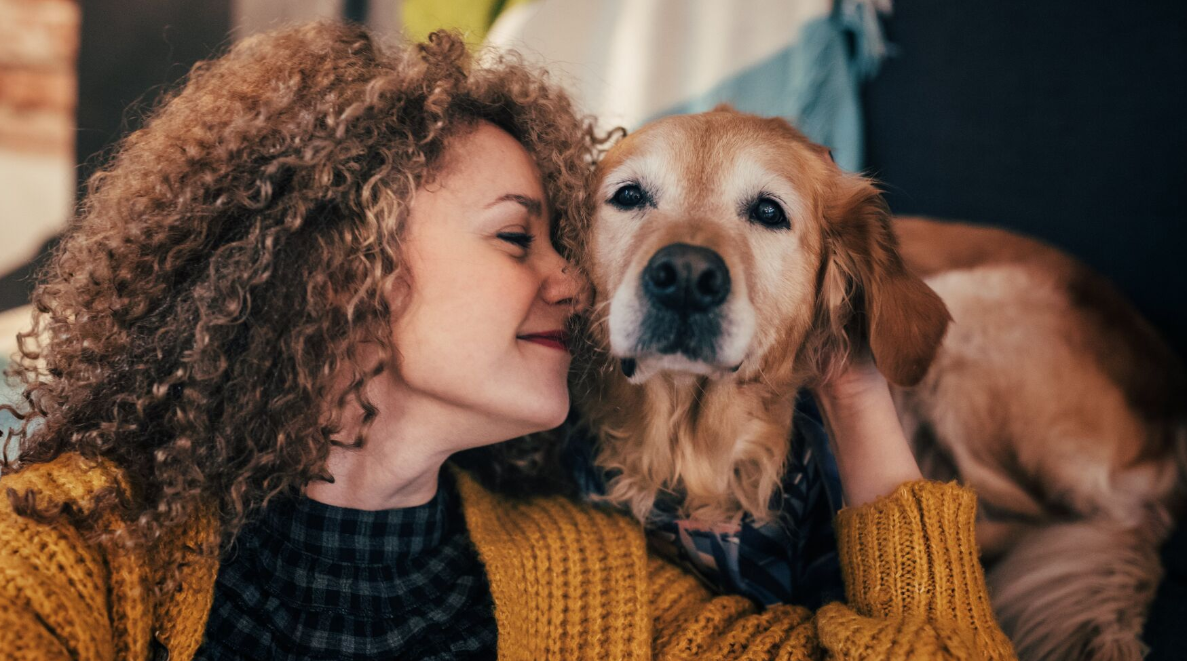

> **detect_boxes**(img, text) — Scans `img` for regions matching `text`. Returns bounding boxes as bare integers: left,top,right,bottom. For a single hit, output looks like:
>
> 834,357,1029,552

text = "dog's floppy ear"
817,175,951,386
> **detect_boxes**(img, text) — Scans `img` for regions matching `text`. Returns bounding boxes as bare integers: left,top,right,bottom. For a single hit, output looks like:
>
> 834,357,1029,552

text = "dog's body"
576,108,1187,661
891,217,1186,660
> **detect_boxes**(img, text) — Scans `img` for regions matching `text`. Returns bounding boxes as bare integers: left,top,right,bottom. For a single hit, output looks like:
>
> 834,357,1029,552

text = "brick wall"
0,0,79,276
0,0,78,156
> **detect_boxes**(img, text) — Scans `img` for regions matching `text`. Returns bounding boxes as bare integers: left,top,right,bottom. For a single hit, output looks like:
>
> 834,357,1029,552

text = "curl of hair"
2,22,611,559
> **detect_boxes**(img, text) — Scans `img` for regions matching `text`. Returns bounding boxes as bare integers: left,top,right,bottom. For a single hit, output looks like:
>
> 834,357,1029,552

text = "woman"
0,22,1015,661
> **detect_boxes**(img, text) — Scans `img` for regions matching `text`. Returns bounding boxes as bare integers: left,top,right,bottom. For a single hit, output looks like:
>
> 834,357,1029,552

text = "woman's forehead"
433,123,547,206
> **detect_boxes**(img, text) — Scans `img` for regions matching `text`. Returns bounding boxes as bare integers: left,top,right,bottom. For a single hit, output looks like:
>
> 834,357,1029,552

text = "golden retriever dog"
573,106,1187,661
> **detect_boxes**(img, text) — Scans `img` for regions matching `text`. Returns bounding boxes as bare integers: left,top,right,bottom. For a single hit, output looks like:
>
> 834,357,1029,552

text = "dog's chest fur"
565,398,845,609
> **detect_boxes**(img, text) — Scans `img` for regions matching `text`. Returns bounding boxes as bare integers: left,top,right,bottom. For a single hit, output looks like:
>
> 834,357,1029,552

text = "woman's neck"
305,376,528,510
305,439,450,510
304,398,462,510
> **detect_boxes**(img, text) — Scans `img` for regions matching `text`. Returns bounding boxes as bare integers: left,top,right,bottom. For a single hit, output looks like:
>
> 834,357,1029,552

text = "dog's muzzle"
608,239,753,382
642,243,731,313
631,243,731,363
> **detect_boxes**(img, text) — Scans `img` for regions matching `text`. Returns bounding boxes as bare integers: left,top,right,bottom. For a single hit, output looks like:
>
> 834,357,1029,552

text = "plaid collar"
240,470,465,618
259,476,452,565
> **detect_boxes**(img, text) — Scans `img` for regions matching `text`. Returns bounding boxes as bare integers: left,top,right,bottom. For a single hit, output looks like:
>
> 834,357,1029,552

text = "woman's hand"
813,356,924,507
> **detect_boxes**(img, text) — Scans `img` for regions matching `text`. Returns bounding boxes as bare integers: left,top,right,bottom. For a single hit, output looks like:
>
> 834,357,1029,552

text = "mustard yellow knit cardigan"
0,453,1016,660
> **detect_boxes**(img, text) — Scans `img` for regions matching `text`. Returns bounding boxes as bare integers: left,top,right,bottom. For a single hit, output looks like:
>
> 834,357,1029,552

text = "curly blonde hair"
3,21,608,551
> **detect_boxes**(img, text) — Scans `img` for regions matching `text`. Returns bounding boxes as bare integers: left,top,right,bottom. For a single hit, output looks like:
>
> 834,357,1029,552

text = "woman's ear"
819,174,951,386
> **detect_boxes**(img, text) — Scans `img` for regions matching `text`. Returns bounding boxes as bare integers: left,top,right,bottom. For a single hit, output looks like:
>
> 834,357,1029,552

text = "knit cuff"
834,479,999,626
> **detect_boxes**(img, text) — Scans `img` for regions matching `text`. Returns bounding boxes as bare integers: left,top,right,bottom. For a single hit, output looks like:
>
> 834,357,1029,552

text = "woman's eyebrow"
485,193,543,217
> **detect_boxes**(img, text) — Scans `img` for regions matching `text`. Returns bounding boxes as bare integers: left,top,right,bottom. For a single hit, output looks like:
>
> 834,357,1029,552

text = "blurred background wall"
0,0,1182,355
0,0,400,312
864,0,1187,363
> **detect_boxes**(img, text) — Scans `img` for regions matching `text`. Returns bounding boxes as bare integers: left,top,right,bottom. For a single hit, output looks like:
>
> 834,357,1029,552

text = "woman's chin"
512,393,570,434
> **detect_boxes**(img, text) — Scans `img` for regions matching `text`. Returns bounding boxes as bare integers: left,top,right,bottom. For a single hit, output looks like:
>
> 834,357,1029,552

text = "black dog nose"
642,243,730,313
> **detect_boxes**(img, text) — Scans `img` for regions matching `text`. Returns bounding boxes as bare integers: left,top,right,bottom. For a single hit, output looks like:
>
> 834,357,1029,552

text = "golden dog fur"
574,107,1187,661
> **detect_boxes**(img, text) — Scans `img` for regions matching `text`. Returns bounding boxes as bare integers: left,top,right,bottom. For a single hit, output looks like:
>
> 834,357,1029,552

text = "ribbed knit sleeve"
821,480,1016,658
645,480,1018,661
0,454,220,661
455,470,654,661
0,455,142,661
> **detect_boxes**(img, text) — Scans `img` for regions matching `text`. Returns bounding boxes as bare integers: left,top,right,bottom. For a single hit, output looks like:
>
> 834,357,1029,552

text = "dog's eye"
749,198,788,229
610,184,647,210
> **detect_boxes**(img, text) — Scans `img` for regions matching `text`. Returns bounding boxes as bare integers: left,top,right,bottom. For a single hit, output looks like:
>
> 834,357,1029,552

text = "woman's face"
388,122,586,446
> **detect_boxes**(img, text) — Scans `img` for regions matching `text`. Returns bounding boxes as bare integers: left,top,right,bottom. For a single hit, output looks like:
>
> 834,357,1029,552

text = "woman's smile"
517,330,570,351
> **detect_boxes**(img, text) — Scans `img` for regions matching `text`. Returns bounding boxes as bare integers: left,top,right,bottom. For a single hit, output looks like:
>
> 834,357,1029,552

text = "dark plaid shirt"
195,470,497,661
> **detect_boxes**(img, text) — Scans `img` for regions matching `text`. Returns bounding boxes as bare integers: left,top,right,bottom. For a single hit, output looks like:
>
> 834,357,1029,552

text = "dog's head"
587,107,949,390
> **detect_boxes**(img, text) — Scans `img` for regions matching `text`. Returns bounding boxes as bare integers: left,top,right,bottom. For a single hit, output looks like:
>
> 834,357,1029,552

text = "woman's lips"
518,331,570,352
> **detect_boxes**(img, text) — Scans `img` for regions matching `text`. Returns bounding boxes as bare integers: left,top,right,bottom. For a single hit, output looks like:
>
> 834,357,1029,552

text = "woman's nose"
542,255,590,313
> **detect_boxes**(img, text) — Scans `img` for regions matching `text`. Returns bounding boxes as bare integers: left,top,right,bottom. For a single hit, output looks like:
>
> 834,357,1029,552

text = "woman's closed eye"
498,231,535,250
